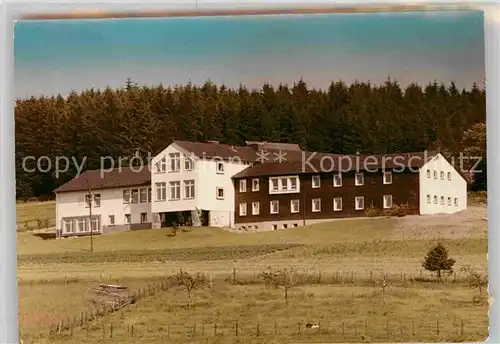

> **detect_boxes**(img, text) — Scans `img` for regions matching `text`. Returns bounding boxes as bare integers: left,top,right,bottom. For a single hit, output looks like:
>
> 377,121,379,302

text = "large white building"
53,141,468,237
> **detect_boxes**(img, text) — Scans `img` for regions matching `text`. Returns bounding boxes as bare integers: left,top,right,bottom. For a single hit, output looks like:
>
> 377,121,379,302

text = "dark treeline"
15,78,486,200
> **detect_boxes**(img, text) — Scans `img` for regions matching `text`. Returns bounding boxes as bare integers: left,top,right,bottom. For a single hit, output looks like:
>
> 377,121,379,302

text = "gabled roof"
232,151,439,178
54,166,151,193
173,140,258,162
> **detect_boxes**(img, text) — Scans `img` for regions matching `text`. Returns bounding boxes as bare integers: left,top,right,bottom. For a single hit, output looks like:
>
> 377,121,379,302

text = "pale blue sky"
14,10,484,99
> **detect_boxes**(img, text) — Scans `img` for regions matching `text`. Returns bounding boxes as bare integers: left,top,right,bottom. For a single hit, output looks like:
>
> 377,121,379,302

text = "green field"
17,201,489,343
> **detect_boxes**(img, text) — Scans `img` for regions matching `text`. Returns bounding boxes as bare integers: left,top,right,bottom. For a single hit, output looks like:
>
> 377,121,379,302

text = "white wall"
419,153,467,215
56,185,152,233
151,142,250,227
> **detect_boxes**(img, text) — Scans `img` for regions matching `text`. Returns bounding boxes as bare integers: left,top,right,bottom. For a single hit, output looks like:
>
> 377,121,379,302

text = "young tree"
258,266,298,304
422,243,456,280
460,265,488,300
170,269,209,309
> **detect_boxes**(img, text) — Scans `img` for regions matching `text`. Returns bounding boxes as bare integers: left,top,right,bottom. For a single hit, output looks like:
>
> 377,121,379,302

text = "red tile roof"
54,165,151,193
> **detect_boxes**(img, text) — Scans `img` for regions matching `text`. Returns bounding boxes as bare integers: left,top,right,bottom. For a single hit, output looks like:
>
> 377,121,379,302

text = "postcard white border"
1,1,497,343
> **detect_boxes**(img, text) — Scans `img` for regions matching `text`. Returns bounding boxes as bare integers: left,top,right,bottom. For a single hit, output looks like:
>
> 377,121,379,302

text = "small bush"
365,205,382,217
382,203,414,217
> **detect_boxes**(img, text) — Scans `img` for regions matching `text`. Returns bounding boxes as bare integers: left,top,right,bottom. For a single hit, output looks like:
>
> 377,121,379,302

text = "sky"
14,10,485,99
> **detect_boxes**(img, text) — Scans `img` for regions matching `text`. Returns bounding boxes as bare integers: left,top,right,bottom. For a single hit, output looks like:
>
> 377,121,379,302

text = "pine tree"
422,243,456,280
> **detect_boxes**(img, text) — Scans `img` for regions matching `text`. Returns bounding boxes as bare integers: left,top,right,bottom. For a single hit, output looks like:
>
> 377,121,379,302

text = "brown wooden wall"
233,169,420,224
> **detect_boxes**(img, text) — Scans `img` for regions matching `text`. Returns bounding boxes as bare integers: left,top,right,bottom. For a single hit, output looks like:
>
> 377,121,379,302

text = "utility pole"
85,177,94,253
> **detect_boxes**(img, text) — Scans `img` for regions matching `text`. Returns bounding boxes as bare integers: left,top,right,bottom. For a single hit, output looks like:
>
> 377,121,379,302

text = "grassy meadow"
17,200,489,343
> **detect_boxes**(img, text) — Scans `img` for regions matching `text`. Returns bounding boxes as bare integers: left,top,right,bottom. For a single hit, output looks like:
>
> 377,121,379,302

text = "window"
85,194,92,208
447,172,451,181
281,177,288,191
125,214,131,224
383,195,393,209
169,153,180,172
312,175,321,188
91,217,100,232
239,203,247,216
334,197,342,211
78,218,87,233
140,188,147,203
272,224,278,230
383,171,392,184
156,182,166,201
123,190,131,203
454,198,458,206
64,218,75,233
433,195,438,204
156,157,166,173
252,202,260,215
239,179,247,192
440,171,444,180
184,180,195,199
216,187,224,200
355,196,364,210
440,196,444,205
426,169,431,178
334,173,342,187
131,189,139,203
169,181,181,200
448,197,451,206
148,188,152,202
270,178,279,192
216,161,224,174
283,224,288,229
290,199,300,213
184,156,194,171
433,170,437,179
427,195,431,204
312,198,321,212
252,178,259,191
355,172,364,186
270,200,279,214
269,176,299,194
141,213,148,223
108,215,115,226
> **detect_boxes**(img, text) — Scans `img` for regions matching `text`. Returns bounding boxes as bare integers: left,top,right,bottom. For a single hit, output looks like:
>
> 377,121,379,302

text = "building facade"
53,141,468,236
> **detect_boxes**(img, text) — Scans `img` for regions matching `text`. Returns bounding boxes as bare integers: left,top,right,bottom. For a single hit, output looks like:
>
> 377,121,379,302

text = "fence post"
298,322,301,334
386,320,389,335
257,323,260,337
193,323,196,337
233,268,236,284
110,324,113,338
342,321,345,337
412,320,415,336
275,320,277,335
102,323,106,338
460,319,464,336
436,319,440,335
214,323,217,336
235,323,238,336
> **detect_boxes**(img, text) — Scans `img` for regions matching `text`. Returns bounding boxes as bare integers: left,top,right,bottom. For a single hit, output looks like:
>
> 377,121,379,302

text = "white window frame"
333,172,342,187
156,182,166,201
156,156,166,173
433,170,438,179
252,178,260,192
169,153,181,172
269,176,300,194
184,156,194,171
440,171,444,180
141,213,148,223
139,188,148,203
383,171,392,185
312,175,321,188
125,214,131,224
63,218,75,233
447,172,451,181
239,203,247,216
383,195,393,209
184,180,195,199
77,218,87,233
216,161,225,174
252,202,260,215
131,189,139,203
426,195,431,204
448,197,451,206
333,197,342,211
108,215,115,226
454,198,458,206
312,198,321,212
239,179,247,192
169,181,181,200
270,200,279,214
355,172,364,186
290,199,300,213
426,169,431,178
90,216,100,232
123,189,130,204
355,196,364,210
85,194,92,208
216,187,224,200
433,195,438,204
440,196,445,205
